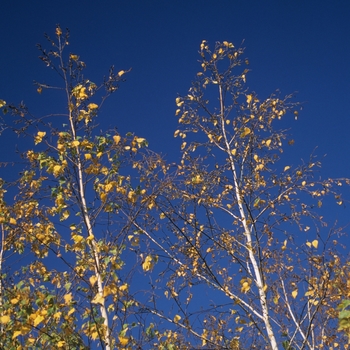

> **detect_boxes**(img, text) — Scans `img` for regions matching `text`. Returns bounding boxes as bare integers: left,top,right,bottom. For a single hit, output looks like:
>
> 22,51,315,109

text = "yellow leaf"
53,312,61,320
136,137,146,143
72,234,84,244
192,175,203,184
174,314,181,323
78,87,88,100
119,283,128,292
64,293,73,305
292,289,298,299
0,315,10,324
0,99,6,107
113,135,121,145
92,293,105,305
71,140,80,147
72,85,88,100
100,192,107,203
119,336,129,346
70,54,79,61
142,255,154,272
306,241,311,248
175,109,181,116
246,95,252,104
118,70,125,77
53,165,62,177
181,141,187,150
10,298,19,304
35,131,46,144
241,281,250,293
266,139,272,147
88,103,98,110
91,331,99,340
57,341,66,348
231,148,237,156
281,239,287,251
33,314,44,327
284,166,290,172
56,26,62,36
312,240,318,249
128,190,137,203
240,127,251,138
159,213,166,219
240,278,252,293
305,289,315,297
84,153,92,160
9,218,17,225
12,330,22,339
61,210,70,221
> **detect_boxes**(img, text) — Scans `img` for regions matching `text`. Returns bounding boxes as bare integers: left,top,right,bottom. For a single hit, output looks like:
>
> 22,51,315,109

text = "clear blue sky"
1,1,349,221
1,2,350,347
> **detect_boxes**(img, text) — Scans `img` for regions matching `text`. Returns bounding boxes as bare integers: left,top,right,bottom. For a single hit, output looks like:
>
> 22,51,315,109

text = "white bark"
58,36,111,350
218,84,279,350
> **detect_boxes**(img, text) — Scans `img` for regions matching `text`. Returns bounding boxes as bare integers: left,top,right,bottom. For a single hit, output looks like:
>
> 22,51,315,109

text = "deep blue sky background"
1,1,350,347
1,1,350,224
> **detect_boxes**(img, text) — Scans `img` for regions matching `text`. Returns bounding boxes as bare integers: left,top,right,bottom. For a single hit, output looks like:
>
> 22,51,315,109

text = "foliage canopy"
0,27,350,350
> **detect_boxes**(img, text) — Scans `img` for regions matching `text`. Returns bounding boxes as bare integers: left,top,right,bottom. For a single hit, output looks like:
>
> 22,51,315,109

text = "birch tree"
0,27,153,349
0,29,349,350
135,40,350,349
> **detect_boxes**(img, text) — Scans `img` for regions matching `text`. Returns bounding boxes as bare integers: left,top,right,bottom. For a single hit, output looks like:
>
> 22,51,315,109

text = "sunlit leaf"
240,127,251,138
60,210,70,221
70,54,79,61
56,26,62,36
174,314,181,323
0,315,10,324
12,330,22,339
92,293,105,305
35,131,46,145
113,135,121,144
119,336,129,346
64,293,73,305
87,103,98,110
9,217,17,225
33,314,45,327
292,289,298,299
142,255,154,272
192,174,203,184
